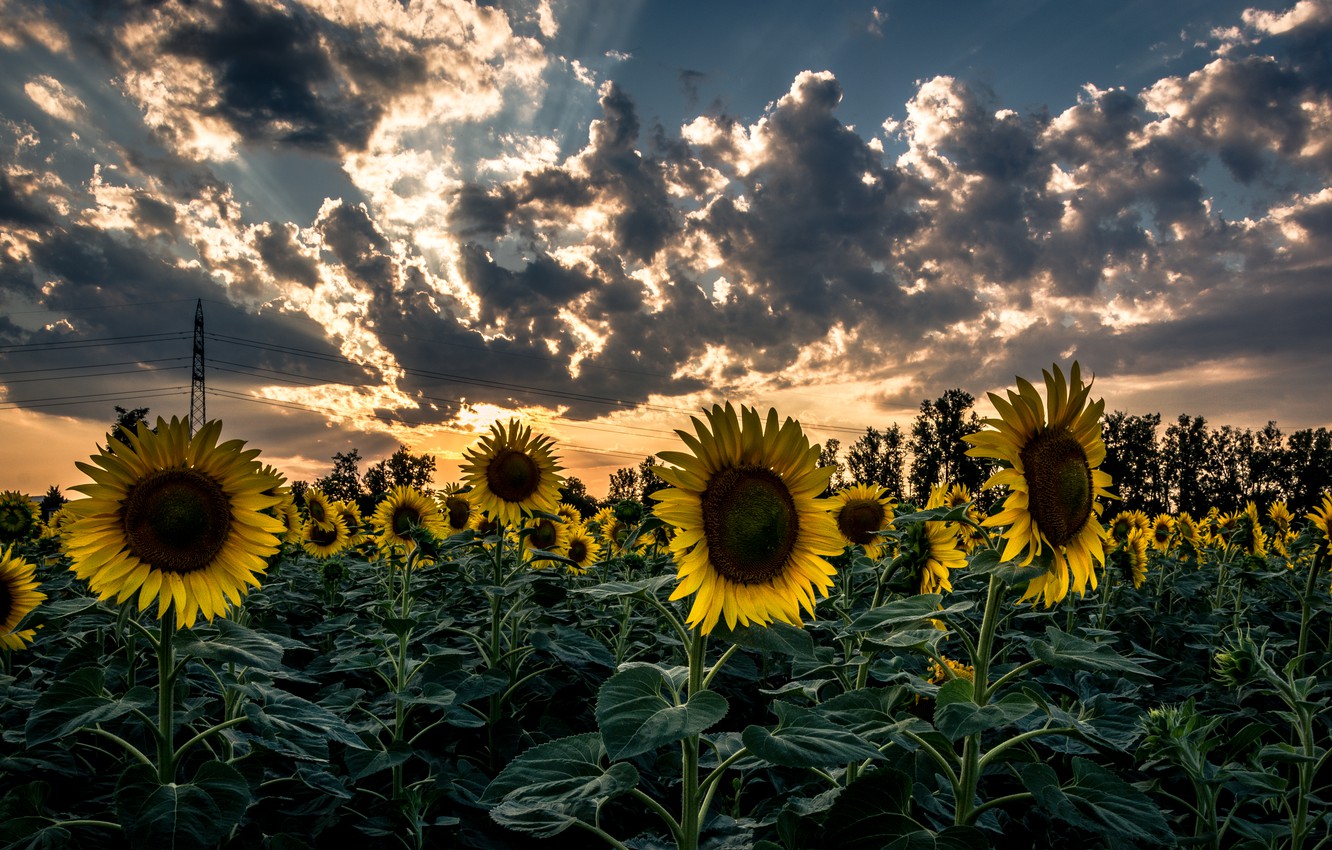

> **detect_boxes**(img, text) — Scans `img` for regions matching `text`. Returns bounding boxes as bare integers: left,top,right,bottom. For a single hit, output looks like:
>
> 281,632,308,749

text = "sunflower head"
962,362,1114,607
0,491,39,544
563,524,602,575
373,486,445,552
65,417,283,628
459,419,564,527
1,545,46,651
828,484,895,559
652,403,844,635
1268,501,1293,536
1307,493,1332,555
524,515,568,560
1150,513,1175,552
438,489,476,534
303,489,336,532
301,514,351,559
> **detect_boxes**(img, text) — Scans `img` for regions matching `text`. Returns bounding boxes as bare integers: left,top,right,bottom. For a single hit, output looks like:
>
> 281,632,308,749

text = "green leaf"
1020,757,1171,842
482,733,639,805
344,741,414,781
712,620,819,660
175,619,286,670
595,666,728,760
25,668,155,747
934,692,1038,741
823,768,917,850
570,575,676,600
1030,627,1154,677
966,548,1051,584
741,703,883,768
240,683,369,762
490,800,586,837
531,626,616,671
115,761,250,850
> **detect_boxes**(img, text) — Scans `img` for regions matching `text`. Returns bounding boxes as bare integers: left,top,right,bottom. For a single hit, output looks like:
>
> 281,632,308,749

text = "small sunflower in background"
64,417,284,629
437,485,477,535
962,362,1115,607
556,502,583,526
301,513,351,559
276,497,303,545
896,485,966,595
1114,526,1149,588
590,505,627,551
1149,513,1175,553
303,488,337,533
944,482,987,553
373,486,445,552
0,491,39,544
460,419,564,527
828,483,895,559
0,545,45,651
524,514,569,560
563,524,603,575
652,403,843,634
1108,509,1150,548
333,500,368,548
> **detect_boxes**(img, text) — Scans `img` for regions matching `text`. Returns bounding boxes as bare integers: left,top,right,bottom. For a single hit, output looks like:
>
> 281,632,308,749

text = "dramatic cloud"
0,0,1329,494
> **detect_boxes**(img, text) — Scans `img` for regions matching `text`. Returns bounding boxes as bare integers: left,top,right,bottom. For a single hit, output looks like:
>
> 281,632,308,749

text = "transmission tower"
189,299,206,436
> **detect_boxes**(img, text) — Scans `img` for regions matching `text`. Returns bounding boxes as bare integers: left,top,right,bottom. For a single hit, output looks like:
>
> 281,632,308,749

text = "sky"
1,0,1330,499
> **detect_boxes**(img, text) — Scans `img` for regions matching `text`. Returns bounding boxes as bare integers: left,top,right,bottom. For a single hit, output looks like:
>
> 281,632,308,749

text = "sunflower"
944,482,987,553
828,483,895,559
373,486,445,551
1,545,45,650
301,513,351,559
895,485,967,595
651,403,844,634
1108,509,1150,548
1268,502,1293,537
41,505,78,541
303,488,336,533
0,491,38,543
556,502,583,526
591,506,627,551
1236,502,1267,559
1176,511,1203,560
563,524,603,575
1114,526,1149,588
276,497,303,545
1307,493,1332,555
65,417,284,628
962,362,1114,607
1150,513,1175,553
929,655,975,684
524,515,569,563
333,500,368,547
437,488,477,535
459,419,564,527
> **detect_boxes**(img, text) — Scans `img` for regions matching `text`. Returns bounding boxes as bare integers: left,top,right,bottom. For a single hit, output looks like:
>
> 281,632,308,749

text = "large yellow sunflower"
1,545,45,650
828,483,896,559
564,524,603,575
651,403,844,634
65,417,285,628
373,485,445,551
962,362,1114,607
459,420,564,527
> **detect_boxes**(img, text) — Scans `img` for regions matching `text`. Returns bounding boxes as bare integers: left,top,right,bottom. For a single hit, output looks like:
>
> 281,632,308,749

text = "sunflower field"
2,364,1332,850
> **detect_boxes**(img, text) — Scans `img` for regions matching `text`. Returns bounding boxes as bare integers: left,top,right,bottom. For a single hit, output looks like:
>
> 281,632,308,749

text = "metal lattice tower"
189,299,206,436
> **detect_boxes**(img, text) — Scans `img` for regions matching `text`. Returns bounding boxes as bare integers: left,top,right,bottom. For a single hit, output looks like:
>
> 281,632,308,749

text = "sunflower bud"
1214,632,1265,690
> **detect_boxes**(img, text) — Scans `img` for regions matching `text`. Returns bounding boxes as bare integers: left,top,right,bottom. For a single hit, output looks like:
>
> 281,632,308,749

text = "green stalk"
954,573,1004,826
1296,549,1323,675
679,629,707,850
156,607,177,783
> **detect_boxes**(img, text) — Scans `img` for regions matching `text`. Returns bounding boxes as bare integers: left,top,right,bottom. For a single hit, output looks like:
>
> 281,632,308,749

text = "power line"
0,389,190,413
0,297,204,316
0,357,188,379
0,332,188,353
0,385,193,408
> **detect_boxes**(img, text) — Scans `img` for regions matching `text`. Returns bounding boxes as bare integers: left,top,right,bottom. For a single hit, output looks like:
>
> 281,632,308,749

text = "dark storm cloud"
252,222,320,289
0,170,53,227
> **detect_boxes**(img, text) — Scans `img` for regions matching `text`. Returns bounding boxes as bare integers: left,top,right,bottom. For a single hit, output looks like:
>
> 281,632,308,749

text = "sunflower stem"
1296,548,1322,676
954,572,1005,827
156,607,177,784
679,628,707,850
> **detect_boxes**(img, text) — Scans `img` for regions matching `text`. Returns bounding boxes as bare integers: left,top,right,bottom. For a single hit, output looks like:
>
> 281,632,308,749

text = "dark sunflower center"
393,506,421,536
0,577,12,623
837,499,885,545
701,465,798,585
1018,427,1093,548
487,448,541,503
122,468,231,575
308,499,327,524
568,538,588,563
308,523,340,547
446,496,470,529
529,519,557,550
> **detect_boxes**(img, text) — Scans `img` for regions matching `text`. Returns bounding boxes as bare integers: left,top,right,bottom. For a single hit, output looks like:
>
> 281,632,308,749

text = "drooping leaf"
713,620,819,661
481,733,639,805
25,668,155,747
742,703,883,768
1030,628,1155,678
595,666,728,760
934,692,1039,741
115,761,250,850
175,619,286,670
1020,757,1172,843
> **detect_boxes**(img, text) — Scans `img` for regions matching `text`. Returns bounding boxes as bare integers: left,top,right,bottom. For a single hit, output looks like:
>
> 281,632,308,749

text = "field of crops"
1,366,1331,850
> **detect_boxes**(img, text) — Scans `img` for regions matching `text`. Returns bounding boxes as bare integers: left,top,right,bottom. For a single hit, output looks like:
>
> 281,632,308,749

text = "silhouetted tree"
315,449,365,504
1205,424,1254,513
606,466,640,503
364,445,436,498
637,456,666,505
1162,414,1210,515
106,405,151,448
559,476,598,518
907,389,986,501
1286,427,1332,514
1101,411,1164,514
816,438,847,496
1249,421,1289,506
847,426,905,496
38,485,66,521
